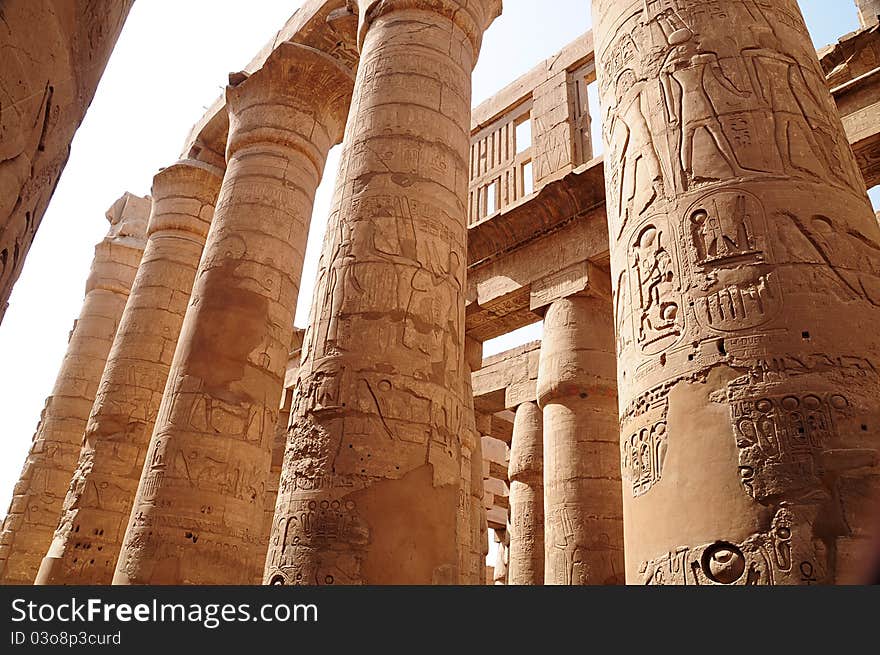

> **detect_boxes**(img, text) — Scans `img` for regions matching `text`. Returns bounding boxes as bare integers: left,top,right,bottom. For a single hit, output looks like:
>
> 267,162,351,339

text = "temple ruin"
2,0,880,586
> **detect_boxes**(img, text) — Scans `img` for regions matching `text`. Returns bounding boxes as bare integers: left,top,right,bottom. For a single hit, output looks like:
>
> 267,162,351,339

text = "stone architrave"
0,194,148,584
113,43,354,585
593,0,880,584
264,0,501,586
538,294,623,585
0,1,134,323
507,401,544,585
33,161,223,585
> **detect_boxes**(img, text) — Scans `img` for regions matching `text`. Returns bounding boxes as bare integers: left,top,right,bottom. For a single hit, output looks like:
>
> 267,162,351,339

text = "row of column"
4,0,878,586
1,0,502,586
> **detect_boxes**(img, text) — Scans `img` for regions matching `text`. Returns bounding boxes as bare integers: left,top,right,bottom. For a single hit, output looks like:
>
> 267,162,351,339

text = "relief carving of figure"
742,29,837,181
605,69,665,239
661,31,757,187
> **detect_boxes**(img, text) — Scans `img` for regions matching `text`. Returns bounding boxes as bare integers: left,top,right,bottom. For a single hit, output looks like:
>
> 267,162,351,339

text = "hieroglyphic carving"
683,189,781,332
639,507,827,585
731,392,849,503
621,419,668,498
629,219,684,354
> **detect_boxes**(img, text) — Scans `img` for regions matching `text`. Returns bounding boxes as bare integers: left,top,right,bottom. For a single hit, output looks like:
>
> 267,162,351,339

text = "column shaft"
34,161,223,584
264,0,500,585
508,401,544,585
538,295,623,585
114,43,354,585
593,0,880,584
0,194,147,583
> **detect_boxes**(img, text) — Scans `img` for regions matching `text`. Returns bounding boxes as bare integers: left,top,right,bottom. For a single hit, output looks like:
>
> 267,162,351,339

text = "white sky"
0,1,873,571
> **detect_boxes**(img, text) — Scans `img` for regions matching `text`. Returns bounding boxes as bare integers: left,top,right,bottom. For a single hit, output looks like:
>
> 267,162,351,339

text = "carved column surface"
32,161,223,585
594,0,880,584
856,0,880,28
114,42,354,585
264,0,501,586
508,401,544,585
0,0,135,324
469,408,489,583
0,193,148,584
538,294,623,585
457,337,487,585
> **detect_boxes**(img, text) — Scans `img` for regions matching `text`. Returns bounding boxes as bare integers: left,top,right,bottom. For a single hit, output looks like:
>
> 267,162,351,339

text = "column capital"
86,193,149,296
148,159,224,239
225,42,355,161
357,0,502,60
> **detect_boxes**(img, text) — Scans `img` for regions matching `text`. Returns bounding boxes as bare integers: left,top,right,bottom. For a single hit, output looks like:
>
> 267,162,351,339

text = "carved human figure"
606,69,665,238
742,30,837,180
660,31,754,185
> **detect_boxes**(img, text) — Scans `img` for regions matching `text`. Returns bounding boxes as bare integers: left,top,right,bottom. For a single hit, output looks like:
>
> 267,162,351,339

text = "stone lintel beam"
472,341,541,416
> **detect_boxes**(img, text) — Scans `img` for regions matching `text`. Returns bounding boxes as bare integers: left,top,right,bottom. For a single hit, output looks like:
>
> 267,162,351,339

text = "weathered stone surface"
538,294,623,585
0,0,134,323
114,42,354,585
0,193,147,584
34,161,222,585
857,0,880,28
264,0,501,586
593,0,880,584
507,401,543,585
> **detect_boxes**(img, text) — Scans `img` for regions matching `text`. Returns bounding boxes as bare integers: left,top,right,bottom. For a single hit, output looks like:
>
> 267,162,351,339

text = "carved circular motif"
830,395,848,410
702,542,746,584
781,396,800,411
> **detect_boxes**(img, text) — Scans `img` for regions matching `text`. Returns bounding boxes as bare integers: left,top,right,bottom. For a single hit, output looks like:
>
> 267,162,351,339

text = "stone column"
0,193,148,584
492,527,509,585
507,401,544,585
264,0,501,586
856,0,880,28
114,43,354,585
537,294,623,585
593,0,880,584
33,161,223,585
469,409,490,583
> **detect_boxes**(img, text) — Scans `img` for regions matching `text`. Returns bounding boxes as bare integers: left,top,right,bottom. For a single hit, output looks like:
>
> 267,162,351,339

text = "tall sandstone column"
34,160,223,584
0,193,147,584
593,0,880,584
113,43,354,585
0,0,134,323
264,0,501,586
537,295,623,585
507,401,544,585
